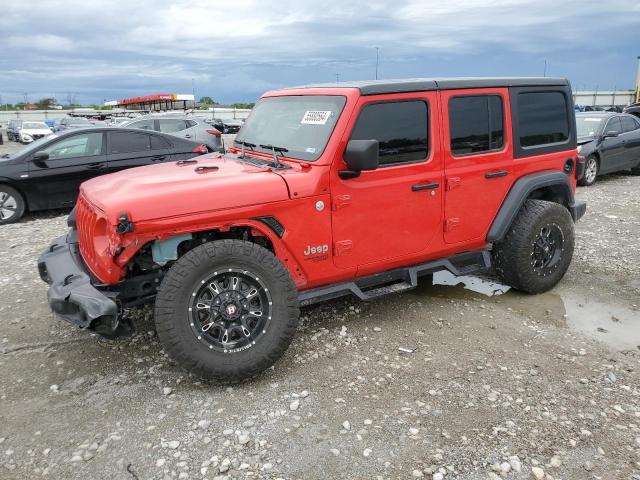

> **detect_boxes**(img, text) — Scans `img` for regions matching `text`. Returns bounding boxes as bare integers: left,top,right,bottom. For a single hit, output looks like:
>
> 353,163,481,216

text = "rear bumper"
38,232,118,329
569,200,587,222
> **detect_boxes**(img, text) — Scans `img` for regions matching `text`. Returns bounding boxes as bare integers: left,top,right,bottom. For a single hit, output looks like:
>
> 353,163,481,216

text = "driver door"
25,131,106,208
330,93,443,270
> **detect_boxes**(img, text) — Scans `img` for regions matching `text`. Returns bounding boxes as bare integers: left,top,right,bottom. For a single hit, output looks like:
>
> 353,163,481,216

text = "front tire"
493,200,574,294
578,155,598,186
0,185,26,224
154,239,300,382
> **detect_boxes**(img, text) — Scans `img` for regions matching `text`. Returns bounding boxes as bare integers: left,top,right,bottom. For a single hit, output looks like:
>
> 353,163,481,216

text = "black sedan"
576,112,640,186
209,118,244,134
0,128,209,224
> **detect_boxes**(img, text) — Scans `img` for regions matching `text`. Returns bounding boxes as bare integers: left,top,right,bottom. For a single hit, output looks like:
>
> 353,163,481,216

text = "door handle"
485,170,508,179
86,162,105,170
412,181,440,191
184,134,192,138
152,155,166,161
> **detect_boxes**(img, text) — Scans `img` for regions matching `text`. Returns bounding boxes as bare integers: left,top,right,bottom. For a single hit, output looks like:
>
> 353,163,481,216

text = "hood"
22,128,53,135
80,155,290,224
577,136,596,146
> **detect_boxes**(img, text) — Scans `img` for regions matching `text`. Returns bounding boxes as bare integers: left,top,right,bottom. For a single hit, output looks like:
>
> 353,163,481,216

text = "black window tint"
620,116,638,133
605,117,623,135
110,132,151,154
518,92,569,147
186,120,197,128
449,95,504,155
350,101,428,165
151,135,171,149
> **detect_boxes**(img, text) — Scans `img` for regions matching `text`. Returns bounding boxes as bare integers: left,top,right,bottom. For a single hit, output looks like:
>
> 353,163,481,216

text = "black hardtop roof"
287,77,569,95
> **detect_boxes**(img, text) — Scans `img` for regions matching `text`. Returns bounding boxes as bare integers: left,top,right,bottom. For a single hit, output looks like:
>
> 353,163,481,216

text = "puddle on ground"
411,272,640,351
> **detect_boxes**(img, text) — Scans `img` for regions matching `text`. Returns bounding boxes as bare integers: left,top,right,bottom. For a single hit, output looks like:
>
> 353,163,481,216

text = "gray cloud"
0,0,638,104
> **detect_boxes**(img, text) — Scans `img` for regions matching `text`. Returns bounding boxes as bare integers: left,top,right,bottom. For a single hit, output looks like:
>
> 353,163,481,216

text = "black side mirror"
32,151,50,168
339,139,379,179
33,151,49,161
603,130,619,138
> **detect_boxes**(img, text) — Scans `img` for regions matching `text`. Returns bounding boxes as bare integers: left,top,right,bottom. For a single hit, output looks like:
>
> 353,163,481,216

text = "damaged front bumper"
38,231,119,331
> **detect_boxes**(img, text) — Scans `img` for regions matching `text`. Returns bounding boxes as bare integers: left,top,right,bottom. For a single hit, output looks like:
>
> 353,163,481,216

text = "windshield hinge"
116,212,135,234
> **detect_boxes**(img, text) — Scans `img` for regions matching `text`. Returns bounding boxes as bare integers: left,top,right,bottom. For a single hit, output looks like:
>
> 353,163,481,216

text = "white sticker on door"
301,111,331,125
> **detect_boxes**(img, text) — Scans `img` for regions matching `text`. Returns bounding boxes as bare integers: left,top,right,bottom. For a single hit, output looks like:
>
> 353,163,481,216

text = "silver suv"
122,114,222,151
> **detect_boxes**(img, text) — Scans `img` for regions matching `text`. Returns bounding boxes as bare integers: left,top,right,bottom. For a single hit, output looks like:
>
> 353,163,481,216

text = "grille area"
75,195,101,278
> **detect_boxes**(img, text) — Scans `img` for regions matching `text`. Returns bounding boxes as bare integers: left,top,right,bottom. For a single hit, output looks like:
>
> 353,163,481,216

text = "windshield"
235,95,347,161
576,116,604,138
23,122,49,129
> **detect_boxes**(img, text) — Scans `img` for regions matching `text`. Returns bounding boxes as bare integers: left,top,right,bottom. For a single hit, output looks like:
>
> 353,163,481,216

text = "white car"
18,122,54,143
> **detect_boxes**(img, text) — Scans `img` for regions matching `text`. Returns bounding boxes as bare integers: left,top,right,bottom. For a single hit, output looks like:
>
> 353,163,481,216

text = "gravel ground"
1,139,639,480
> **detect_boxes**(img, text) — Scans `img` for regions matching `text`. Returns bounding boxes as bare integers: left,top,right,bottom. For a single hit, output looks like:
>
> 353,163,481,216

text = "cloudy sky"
1,0,639,105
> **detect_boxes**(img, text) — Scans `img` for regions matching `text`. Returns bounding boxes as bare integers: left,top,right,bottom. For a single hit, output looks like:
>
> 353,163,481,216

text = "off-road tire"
493,200,574,294
154,239,299,382
0,185,26,225
577,155,598,186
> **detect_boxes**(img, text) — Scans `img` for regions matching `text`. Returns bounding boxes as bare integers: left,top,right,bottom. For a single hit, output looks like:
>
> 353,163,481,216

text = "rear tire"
578,155,598,186
154,239,300,382
0,185,26,224
493,200,574,294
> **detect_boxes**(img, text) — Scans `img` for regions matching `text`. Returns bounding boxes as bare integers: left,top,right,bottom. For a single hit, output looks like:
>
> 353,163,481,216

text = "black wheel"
0,185,25,224
492,200,574,294
578,155,598,186
154,239,299,382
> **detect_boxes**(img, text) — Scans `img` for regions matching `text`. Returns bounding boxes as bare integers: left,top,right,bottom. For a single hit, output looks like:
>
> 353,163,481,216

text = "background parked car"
209,117,244,134
0,128,209,224
7,120,22,141
16,121,53,143
53,116,95,132
109,117,132,127
624,102,640,119
122,114,222,151
576,112,640,186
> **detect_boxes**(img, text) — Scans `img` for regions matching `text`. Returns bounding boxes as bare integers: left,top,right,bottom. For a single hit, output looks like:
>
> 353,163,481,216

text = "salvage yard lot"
0,141,639,479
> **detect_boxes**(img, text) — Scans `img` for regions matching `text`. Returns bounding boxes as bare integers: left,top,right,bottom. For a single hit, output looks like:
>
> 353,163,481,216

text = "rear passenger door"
441,88,512,244
106,131,171,173
158,119,191,140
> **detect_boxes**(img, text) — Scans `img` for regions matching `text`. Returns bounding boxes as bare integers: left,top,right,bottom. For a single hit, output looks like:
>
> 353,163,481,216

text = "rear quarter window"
518,91,569,147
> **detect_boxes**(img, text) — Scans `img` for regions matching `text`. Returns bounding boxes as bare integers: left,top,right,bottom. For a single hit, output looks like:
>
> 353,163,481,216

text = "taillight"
193,144,208,154
206,129,221,137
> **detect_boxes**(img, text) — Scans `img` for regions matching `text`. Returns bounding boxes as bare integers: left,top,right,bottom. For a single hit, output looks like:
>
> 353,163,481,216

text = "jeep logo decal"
304,244,329,257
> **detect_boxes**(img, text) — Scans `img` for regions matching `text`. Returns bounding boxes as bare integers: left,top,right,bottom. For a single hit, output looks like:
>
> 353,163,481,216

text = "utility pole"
375,47,379,80
192,78,195,106
543,59,547,77
335,73,340,84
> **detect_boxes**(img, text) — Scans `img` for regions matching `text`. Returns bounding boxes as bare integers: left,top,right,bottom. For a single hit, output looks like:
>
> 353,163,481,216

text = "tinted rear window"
621,116,639,133
110,132,151,154
350,100,429,165
518,92,569,147
151,135,171,149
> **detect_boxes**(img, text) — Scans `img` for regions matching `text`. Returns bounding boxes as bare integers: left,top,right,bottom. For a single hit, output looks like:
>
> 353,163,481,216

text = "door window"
159,119,188,133
43,133,104,160
127,118,155,130
449,95,504,155
109,132,151,154
620,116,639,133
151,135,171,149
517,92,569,147
350,100,429,166
604,117,623,135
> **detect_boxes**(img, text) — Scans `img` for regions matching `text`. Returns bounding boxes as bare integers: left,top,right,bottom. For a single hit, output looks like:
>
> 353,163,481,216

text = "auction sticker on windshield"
301,111,332,125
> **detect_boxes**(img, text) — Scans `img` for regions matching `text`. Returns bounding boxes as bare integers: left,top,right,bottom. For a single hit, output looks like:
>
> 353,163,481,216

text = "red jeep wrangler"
39,78,586,381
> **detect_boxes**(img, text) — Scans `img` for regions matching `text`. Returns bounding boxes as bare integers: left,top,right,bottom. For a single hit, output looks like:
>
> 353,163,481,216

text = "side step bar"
299,250,491,306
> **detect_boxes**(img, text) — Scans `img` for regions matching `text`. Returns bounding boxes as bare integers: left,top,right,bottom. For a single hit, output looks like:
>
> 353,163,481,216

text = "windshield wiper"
238,141,256,159
259,144,288,168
